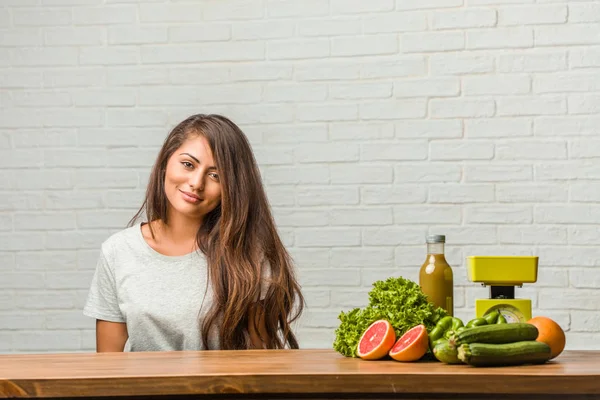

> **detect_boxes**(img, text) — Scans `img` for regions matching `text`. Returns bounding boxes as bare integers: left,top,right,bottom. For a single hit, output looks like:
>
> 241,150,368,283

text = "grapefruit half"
357,320,396,360
388,324,428,362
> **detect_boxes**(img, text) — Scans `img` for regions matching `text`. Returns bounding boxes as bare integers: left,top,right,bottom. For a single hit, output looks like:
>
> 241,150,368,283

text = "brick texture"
1,0,599,353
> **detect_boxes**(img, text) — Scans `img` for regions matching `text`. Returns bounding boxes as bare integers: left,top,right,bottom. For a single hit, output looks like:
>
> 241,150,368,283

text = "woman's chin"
169,202,203,219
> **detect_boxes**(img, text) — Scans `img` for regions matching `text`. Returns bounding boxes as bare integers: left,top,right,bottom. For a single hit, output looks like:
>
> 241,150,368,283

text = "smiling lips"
179,189,202,204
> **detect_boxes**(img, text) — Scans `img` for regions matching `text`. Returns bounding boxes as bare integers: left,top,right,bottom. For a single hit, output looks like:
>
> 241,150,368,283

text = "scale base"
475,299,532,323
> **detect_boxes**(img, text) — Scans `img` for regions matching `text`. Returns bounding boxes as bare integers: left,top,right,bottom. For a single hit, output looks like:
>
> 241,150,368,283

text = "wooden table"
1,350,599,399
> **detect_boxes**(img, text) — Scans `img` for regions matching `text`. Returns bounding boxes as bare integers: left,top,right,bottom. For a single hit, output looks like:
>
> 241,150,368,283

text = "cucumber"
433,340,462,365
458,341,552,367
450,323,538,347
466,318,488,328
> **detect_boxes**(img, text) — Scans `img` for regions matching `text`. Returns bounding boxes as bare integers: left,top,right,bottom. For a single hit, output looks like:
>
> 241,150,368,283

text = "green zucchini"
450,323,538,347
466,318,488,328
458,341,552,367
433,340,462,364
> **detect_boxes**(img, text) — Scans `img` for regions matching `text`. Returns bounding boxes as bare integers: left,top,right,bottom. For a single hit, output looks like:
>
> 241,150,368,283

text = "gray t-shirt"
83,222,268,352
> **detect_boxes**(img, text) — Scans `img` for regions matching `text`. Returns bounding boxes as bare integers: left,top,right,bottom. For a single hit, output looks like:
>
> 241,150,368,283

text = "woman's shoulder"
100,222,145,256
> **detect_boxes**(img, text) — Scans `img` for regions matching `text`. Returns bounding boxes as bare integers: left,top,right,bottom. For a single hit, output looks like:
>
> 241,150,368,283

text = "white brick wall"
1,0,599,354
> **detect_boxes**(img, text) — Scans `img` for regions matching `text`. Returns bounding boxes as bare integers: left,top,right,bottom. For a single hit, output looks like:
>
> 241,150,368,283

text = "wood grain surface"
0,350,599,399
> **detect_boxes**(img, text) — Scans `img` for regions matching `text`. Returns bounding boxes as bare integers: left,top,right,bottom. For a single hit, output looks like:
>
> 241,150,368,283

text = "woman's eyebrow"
180,152,216,170
180,152,200,163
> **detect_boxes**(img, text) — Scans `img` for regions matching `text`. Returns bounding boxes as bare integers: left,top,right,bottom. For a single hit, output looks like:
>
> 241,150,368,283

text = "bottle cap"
426,235,445,243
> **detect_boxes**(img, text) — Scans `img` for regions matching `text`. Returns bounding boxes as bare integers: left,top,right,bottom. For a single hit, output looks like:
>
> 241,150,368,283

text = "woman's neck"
153,211,202,250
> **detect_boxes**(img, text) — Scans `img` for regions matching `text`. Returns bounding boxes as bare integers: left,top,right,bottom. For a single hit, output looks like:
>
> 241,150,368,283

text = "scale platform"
467,256,539,323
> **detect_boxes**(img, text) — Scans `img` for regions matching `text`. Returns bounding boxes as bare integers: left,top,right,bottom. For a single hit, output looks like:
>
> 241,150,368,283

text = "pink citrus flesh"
357,320,396,360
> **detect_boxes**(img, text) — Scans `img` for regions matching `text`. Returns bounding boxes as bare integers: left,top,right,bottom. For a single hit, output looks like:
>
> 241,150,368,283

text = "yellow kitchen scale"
467,256,538,323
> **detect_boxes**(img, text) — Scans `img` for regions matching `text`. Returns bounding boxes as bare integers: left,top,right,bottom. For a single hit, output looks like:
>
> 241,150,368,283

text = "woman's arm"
96,319,128,352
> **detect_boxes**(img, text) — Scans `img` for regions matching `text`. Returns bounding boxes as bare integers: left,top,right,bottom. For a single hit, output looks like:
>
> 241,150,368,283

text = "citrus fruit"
527,316,566,359
357,319,396,360
388,324,428,362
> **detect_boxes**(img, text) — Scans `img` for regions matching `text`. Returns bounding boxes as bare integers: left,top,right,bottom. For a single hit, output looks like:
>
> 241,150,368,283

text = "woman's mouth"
179,190,202,204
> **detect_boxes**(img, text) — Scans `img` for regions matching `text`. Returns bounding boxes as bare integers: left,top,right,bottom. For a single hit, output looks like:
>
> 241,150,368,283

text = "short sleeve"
83,249,125,323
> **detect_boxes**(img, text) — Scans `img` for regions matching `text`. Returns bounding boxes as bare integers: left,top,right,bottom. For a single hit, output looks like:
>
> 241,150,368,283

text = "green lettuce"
333,276,447,358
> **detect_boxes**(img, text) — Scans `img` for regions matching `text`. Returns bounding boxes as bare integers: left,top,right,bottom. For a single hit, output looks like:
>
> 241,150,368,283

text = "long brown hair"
129,114,304,350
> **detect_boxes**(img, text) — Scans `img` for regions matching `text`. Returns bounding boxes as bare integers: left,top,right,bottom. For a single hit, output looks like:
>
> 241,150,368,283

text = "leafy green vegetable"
333,276,448,358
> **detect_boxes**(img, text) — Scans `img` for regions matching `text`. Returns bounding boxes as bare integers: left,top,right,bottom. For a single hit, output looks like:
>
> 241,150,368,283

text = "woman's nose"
189,171,204,191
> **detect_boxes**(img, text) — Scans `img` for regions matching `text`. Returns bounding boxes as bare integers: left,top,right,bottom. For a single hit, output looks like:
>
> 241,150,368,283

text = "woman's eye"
182,161,193,169
209,172,220,181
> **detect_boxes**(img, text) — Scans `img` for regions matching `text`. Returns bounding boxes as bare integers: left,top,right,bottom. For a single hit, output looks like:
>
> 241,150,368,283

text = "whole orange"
527,316,566,360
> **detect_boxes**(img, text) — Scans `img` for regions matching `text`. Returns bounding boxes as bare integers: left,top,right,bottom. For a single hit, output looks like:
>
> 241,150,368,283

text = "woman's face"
164,134,222,222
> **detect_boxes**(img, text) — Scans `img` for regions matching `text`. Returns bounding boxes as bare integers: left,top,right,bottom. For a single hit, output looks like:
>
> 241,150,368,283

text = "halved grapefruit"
357,319,396,360
389,324,428,362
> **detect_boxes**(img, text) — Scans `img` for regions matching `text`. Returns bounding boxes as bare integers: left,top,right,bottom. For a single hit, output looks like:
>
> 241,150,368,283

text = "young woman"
83,114,305,352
